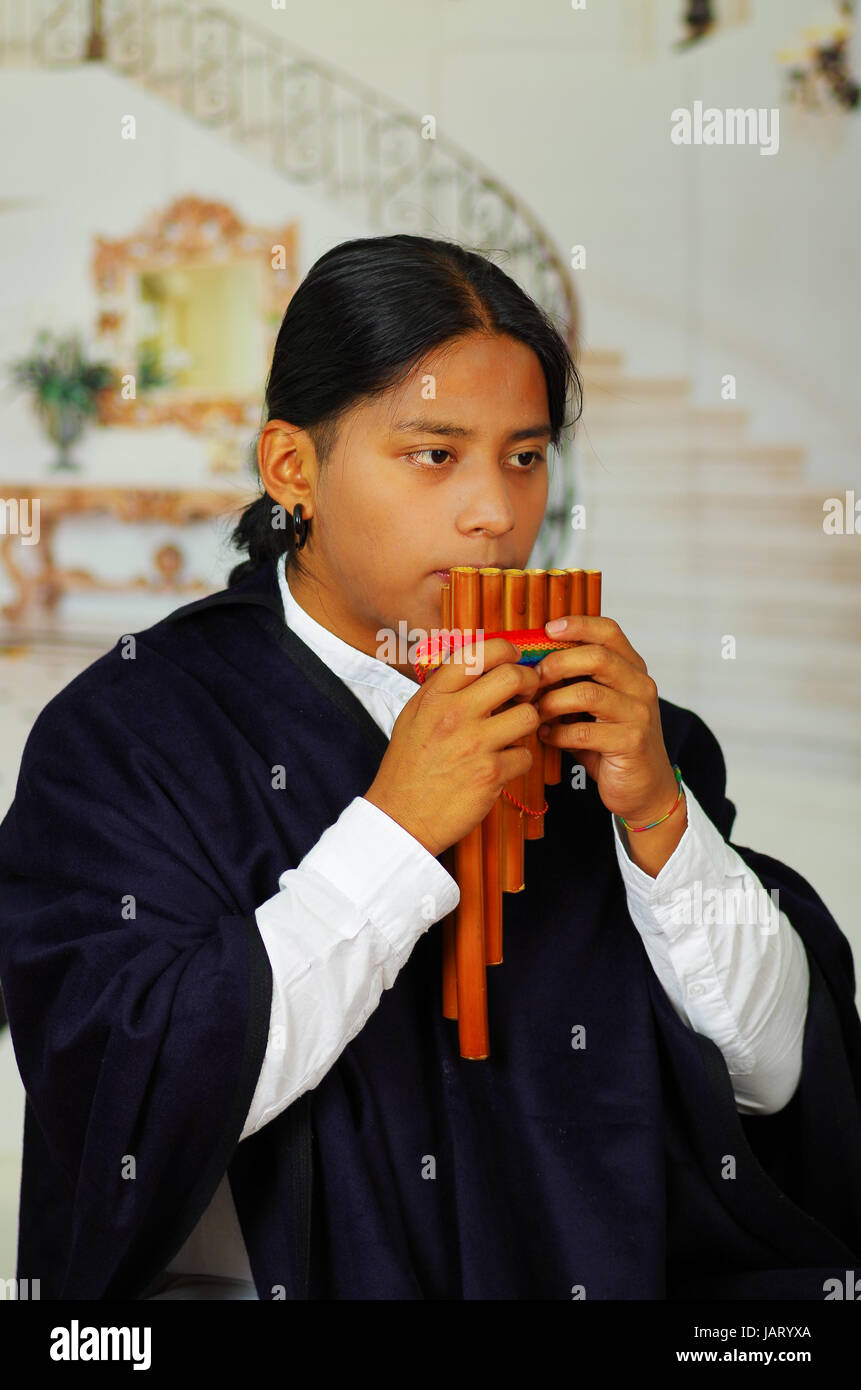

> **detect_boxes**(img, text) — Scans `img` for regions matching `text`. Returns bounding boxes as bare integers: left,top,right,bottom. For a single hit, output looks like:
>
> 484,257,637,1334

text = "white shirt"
164,553,809,1285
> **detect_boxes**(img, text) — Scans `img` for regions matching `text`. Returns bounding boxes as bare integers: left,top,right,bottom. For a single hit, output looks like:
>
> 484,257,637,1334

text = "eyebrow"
390,417,553,443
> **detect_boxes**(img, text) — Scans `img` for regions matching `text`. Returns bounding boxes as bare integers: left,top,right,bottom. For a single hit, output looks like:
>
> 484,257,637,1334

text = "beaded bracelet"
619,765,684,833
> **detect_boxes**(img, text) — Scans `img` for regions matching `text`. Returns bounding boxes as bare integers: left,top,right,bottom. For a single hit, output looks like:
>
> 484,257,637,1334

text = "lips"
431,565,498,575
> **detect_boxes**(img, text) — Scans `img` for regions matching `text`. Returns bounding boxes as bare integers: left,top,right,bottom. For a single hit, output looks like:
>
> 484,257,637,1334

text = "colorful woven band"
619,765,684,833
413,627,575,684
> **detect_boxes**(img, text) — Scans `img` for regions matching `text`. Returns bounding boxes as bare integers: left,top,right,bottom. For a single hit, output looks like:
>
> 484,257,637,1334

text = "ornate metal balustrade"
1,0,582,561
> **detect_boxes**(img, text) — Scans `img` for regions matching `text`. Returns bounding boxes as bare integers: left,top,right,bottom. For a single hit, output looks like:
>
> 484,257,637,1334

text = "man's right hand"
363,637,540,858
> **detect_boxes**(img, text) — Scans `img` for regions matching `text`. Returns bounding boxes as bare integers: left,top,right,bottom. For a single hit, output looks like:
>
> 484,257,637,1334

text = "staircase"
0,1,576,333
0,0,582,555
574,348,861,776
2,2,857,774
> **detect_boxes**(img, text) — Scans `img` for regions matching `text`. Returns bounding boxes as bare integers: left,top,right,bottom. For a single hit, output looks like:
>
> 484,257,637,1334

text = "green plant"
136,339,177,390
8,329,116,412
7,330,117,468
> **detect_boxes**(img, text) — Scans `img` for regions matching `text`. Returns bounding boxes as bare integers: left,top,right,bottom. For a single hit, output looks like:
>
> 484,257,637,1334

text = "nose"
455,463,517,538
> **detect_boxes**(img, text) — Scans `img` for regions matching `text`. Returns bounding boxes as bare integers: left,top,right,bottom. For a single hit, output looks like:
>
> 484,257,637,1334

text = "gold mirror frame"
91,196,299,432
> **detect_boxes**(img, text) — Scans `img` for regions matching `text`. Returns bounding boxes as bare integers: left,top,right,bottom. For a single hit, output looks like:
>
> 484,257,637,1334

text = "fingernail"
546,618,566,635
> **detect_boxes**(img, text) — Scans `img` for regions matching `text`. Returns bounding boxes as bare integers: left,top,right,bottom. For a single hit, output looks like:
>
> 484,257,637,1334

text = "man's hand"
534,614,687,875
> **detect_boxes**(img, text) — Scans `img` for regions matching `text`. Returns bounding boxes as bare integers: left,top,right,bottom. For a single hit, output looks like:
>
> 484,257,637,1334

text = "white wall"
2,0,858,585
212,0,860,484
0,0,859,1282
0,62,365,619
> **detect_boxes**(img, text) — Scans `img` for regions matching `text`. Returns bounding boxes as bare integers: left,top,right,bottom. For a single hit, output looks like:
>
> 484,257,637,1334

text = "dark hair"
227,234,582,585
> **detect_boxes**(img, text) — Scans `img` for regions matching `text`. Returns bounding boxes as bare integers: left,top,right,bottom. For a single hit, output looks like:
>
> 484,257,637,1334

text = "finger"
575,749,601,781
537,680,648,726
464,649,540,718
423,635,524,693
537,716,648,755
497,743,534,785
537,644,657,703
487,698,542,750
540,614,649,678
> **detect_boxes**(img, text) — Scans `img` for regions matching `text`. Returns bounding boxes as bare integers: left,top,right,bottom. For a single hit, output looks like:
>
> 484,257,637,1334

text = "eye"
404,448,545,471
404,448,452,468
509,451,544,470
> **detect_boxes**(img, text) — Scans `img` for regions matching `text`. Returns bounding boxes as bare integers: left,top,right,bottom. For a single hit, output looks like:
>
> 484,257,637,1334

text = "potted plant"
8,330,116,470
136,339,184,390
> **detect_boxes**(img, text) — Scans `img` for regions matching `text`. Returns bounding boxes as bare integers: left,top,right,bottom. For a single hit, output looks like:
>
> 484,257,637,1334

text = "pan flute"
413,566,602,1059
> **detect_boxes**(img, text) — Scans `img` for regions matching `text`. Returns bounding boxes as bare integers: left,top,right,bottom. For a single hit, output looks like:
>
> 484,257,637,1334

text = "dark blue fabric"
0,558,859,1300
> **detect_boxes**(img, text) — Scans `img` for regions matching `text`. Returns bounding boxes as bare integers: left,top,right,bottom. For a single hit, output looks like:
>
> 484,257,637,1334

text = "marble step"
583,499,844,538
577,375,693,403
647,655,861,712
598,559,859,588
599,602,860,649
654,690,861,764
578,348,627,372
531,549,860,610
596,670,861,769
622,628,861,685
587,581,858,625
615,592,861,643
577,407,751,442
578,444,807,491
616,576,861,601
614,599,861,651
560,546,861,590
586,521,860,565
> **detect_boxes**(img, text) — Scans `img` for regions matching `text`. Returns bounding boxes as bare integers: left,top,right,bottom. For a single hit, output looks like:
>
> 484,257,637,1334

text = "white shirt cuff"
288,794,460,960
612,776,739,939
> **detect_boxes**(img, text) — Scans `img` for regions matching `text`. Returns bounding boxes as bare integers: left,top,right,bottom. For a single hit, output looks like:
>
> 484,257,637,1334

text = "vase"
38,400,87,470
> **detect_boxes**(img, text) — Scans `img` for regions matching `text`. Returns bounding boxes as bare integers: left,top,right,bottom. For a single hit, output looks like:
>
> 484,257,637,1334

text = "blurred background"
0,0,859,1280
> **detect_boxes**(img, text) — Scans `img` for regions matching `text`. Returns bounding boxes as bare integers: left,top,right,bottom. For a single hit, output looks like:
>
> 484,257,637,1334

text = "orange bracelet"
619,765,684,833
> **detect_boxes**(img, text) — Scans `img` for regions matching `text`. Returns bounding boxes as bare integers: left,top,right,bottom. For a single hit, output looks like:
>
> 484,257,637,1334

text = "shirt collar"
276,552,419,701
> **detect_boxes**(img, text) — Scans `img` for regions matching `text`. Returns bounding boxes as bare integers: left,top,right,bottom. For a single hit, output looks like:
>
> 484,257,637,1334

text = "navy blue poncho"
0,558,859,1300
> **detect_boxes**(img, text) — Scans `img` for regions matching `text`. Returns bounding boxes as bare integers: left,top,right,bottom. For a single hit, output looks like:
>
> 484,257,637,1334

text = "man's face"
280,331,552,677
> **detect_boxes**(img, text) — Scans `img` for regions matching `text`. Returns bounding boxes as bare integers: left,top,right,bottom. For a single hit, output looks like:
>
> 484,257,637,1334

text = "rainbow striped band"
618,765,685,833
413,627,575,684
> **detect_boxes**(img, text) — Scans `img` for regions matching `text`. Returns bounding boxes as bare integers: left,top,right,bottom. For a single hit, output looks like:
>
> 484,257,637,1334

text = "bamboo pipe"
543,570,571,786
523,569,548,841
450,567,489,1059
440,848,458,1019
562,570,601,743
500,570,528,893
439,578,459,1020
425,565,602,1057
479,568,504,966
585,569,602,616
567,568,586,615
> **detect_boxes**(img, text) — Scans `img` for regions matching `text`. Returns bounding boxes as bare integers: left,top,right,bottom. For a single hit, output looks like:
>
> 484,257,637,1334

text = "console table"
0,483,254,623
